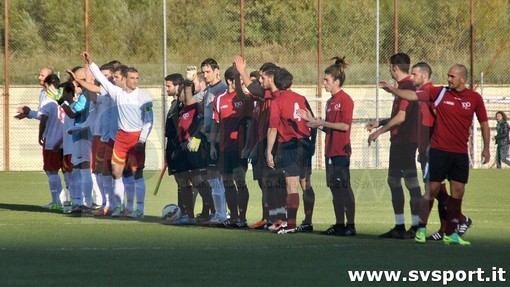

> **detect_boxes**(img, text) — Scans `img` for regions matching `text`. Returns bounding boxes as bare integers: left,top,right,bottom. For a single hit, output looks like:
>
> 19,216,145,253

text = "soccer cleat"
120,209,133,217
415,227,427,244
271,221,289,233
128,209,144,219
427,231,444,241
321,224,344,236
338,226,357,237
276,226,296,234
295,222,314,232
172,215,197,225
379,227,409,239
91,203,103,210
92,208,114,217
49,203,62,211
457,217,473,236
195,213,212,224
111,206,123,217
267,220,287,232
249,220,268,230
407,226,418,239
42,202,54,209
443,233,471,246
201,214,226,226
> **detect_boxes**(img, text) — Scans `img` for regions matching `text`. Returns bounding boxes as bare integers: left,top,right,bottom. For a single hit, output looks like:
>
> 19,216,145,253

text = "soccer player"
38,74,64,210
366,53,421,239
198,58,226,222
209,66,252,226
380,64,490,245
234,58,289,229
170,80,211,225
73,52,154,219
298,56,356,236
266,68,314,234
15,67,54,121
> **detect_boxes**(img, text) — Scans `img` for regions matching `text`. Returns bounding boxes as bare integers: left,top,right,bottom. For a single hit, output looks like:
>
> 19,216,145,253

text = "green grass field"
1,170,508,287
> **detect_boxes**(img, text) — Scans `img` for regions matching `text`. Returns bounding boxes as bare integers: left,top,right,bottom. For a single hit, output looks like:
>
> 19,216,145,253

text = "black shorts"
417,149,430,182
173,145,207,174
251,141,264,180
325,156,351,188
388,143,418,177
279,138,312,178
429,148,469,184
219,149,248,175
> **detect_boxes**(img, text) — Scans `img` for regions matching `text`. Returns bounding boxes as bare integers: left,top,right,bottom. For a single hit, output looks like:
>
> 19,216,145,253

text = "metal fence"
2,0,509,171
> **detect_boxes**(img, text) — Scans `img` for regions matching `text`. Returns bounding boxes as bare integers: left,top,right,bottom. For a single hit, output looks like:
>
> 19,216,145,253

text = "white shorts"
71,139,92,165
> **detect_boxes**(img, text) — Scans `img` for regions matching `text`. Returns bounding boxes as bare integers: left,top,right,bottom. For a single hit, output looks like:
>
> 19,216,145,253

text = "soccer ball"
162,204,181,223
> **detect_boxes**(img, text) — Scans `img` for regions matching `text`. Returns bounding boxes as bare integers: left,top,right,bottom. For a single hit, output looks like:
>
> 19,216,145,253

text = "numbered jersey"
39,100,64,150
269,89,312,143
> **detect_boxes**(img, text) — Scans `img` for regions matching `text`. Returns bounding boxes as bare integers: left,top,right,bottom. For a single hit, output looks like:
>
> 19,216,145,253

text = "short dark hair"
412,62,432,78
390,53,410,73
44,74,60,87
115,65,129,78
201,58,219,70
100,63,116,74
259,62,277,72
249,70,260,79
224,67,235,82
274,68,293,90
106,60,122,69
127,67,138,74
165,73,185,95
58,81,75,98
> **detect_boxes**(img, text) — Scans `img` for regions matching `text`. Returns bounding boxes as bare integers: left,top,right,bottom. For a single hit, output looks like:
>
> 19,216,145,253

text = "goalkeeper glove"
187,137,201,152
186,66,198,81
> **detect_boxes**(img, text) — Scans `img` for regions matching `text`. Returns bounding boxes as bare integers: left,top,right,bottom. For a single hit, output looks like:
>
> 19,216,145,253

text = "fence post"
4,0,10,171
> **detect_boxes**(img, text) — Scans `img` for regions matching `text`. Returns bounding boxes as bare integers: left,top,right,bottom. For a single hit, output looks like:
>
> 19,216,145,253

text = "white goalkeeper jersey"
89,62,153,143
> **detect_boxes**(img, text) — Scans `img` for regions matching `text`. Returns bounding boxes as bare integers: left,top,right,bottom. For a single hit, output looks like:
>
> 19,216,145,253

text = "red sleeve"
342,97,354,125
212,95,220,123
268,98,280,129
416,85,441,102
399,98,409,111
475,94,488,123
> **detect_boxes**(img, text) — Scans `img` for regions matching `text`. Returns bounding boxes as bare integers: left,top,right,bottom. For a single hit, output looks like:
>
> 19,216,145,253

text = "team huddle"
18,51,489,245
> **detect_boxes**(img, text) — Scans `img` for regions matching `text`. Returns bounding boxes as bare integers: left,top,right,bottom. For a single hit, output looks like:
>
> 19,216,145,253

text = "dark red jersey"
416,85,488,153
178,102,203,143
324,90,354,157
269,90,311,143
390,76,419,144
213,90,252,151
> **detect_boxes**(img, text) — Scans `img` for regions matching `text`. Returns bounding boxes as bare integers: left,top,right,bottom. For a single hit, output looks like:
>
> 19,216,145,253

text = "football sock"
123,175,135,212
388,176,405,215
48,173,62,204
113,177,125,209
102,175,113,209
332,197,345,226
286,193,299,229
91,172,103,206
180,185,194,218
80,169,93,207
302,185,315,224
195,178,213,217
210,178,227,218
134,178,146,213
446,197,462,235
344,186,356,226
237,180,249,221
395,214,405,226
71,169,82,206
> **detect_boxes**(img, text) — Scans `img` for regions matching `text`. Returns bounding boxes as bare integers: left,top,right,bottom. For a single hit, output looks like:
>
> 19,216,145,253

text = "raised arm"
380,81,419,101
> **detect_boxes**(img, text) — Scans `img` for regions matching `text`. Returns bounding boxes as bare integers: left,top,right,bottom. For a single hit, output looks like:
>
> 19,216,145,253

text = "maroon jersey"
177,102,203,143
416,85,488,153
269,90,311,143
390,76,419,144
256,90,274,142
213,91,252,151
417,82,436,152
325,90,354,157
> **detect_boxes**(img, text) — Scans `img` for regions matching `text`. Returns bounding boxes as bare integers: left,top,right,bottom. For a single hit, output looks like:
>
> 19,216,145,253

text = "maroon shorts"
43,149,63,172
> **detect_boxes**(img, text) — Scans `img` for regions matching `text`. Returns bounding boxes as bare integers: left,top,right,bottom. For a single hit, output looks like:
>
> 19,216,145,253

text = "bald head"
447,64,468,91
451,64,467,80
38,67,53,86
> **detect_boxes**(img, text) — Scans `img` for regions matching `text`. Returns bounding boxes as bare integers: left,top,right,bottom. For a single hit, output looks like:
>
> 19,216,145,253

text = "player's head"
58,81,76,102
260,64,279,90
183,79,195,102
324,56,348,93
70,66,86,93
38,67,54,86
43,74,60,89
389,53,410,77
224,66,236,87
274,68,293,90
113,65,129,88
165,73,184,98
201,58,220,85
100,63,116,83
411,62,432,88
106,60,122,69
249,71,260,82
126,67,139,91
258,62,277,85
193,72,206,94
447,64,467,91
495,111,507,122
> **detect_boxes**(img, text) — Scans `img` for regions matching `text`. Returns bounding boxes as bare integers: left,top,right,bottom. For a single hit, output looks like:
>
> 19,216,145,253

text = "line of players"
18,51,488,244
163,55,356,236
17,52,154,219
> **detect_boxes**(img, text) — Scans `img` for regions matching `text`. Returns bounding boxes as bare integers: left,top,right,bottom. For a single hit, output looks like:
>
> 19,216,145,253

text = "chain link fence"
1,0,509,171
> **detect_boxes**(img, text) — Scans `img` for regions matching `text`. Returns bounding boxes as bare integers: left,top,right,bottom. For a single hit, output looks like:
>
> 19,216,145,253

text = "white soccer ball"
162,204,181,223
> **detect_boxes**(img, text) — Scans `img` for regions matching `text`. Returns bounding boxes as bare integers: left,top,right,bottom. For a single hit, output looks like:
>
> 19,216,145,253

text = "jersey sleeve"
89,62,120,101
399,98,410,112
268,98,281,129
475,94,488,123
342,97,354,125
212,95,220,123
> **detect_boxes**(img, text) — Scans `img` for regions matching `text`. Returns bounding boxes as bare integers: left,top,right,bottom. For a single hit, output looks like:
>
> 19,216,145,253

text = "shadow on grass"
0,203,55,213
